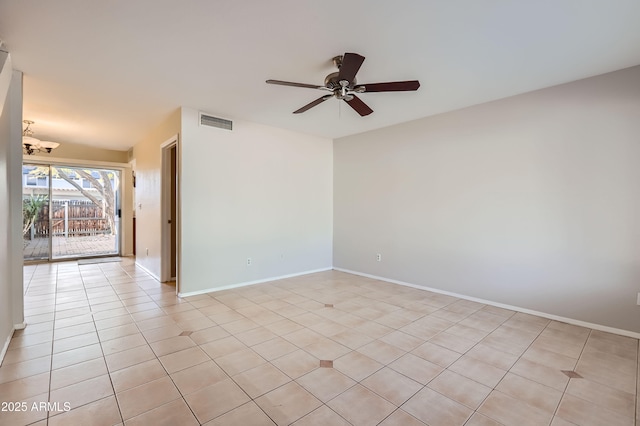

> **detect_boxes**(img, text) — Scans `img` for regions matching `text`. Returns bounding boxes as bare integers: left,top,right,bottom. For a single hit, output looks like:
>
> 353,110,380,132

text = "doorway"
161,137,179,291
22,163,121,261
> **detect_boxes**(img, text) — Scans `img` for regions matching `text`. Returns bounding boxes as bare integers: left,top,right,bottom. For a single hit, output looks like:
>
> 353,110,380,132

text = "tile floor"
1,259,638,425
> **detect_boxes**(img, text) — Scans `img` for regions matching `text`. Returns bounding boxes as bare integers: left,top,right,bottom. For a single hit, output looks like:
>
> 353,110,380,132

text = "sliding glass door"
22,164,50,261
23,163,121,261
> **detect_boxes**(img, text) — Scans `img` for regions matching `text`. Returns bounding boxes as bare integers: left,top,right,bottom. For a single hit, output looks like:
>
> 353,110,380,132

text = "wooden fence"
28,199,111,238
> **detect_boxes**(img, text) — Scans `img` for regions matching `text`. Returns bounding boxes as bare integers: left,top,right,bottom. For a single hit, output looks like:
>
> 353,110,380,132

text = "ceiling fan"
266,52,420,116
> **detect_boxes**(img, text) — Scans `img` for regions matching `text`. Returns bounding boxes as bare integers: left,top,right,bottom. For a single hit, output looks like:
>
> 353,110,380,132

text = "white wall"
179,108,333,294
46,142,128,163
334,66,640,334
0,53,24,363
132,109,181,279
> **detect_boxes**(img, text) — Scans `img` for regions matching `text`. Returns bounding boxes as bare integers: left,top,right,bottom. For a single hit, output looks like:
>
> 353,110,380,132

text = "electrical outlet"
247,258,252,266
376,253,381,262
637,292,640,306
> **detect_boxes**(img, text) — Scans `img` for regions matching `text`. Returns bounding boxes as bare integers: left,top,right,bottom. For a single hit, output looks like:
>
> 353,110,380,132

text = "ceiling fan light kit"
267,52,420,116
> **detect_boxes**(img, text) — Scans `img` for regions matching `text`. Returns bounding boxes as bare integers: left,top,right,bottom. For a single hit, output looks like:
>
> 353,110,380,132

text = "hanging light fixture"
22,120,60,155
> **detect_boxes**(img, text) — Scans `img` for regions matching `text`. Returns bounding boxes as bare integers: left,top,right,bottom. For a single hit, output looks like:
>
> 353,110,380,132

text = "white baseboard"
14,322,25,330
178,267,333,298
134,261,160,281
334,267,640,340
0,328,15,367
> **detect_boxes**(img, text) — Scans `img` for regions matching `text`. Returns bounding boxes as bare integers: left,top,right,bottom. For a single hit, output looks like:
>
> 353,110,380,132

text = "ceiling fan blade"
356,80,421,92
266,79,324,90
293,95,333,114
337,53,365,83
344,95,373,116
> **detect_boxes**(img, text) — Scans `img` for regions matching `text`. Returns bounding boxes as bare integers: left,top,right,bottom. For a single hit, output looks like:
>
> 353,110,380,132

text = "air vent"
200,113,232,131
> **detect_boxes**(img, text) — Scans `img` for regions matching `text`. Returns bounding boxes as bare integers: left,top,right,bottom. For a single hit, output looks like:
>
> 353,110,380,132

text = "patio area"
23,234,117,259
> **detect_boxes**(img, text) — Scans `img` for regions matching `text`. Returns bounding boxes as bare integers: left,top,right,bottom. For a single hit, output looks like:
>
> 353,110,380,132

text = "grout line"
547,324,591,425
462,314,548,424
10,264,640,425
44,262,59,426
88,261,125,424
117,260,202,423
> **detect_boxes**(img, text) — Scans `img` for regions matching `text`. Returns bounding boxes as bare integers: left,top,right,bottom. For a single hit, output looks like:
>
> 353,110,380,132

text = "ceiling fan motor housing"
324,72,357,91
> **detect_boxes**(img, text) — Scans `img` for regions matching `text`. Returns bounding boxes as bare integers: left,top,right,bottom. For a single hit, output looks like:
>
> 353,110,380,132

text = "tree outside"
23,194,48,237
54,167,117,236
22,165,119,259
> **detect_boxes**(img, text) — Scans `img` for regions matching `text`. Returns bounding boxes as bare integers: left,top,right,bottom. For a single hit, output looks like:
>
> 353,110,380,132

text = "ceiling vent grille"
200,113,232,131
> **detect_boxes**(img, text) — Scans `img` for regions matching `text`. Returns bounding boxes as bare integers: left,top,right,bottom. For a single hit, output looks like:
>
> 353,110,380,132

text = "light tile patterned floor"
1,259,638,425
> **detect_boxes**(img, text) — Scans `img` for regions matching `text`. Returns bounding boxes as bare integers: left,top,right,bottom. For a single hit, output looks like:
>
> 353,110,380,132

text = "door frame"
22,157,130,260
160,135,180,293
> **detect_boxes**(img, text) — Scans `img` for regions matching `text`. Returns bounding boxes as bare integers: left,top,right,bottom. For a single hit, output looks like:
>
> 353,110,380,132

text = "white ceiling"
1,1,639,151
